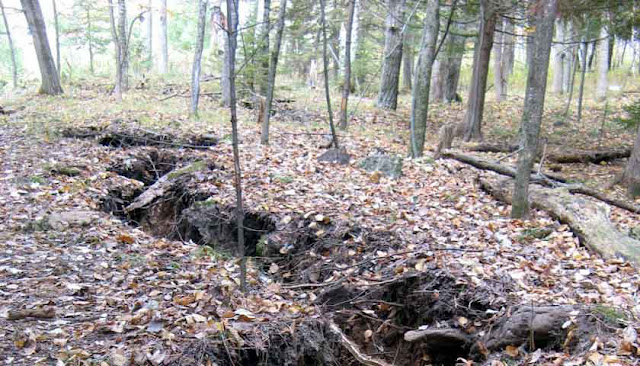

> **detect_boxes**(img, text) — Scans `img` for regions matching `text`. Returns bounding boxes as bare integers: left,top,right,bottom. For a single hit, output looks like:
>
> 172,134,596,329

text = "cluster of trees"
5,0,640,219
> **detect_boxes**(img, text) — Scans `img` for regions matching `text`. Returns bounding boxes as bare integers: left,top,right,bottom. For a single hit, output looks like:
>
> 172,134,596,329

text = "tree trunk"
595,26,609,101
117,0,128,91
551,19,564,94
146,0,153,70
52,0,60,77
503,18,514,75
587,40,596,70
430,60,442,102
256,0,270,96
86,6,94,74
621,125,640,197
561,21,572,93
20,0,63,95
159,0,168,74
320,0,339,148
224,0,245,291
408,0,439,158
493,18,505,102
221,8,231,107
402,33,413,92
0,0,18,88
511,0,557,219
577,41,587,123
338,0,355,130
190,0,208,118
442,23,465,103
108,0,122,100
376,0,407,110
462,0,495,141
260,0,287,144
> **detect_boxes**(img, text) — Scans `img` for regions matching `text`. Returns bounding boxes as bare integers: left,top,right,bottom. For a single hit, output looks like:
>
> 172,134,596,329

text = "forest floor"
1,81,639,365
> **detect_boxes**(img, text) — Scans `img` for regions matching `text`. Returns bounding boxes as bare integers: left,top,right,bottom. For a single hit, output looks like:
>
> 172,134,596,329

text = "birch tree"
376,0,407,110
191,0,208,117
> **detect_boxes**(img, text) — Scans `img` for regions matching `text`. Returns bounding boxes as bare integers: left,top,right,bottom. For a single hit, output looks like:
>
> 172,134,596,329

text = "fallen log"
547,148,631,164
464,142,519,154
328,321,392,366
443,151,640,214
479,177,640,266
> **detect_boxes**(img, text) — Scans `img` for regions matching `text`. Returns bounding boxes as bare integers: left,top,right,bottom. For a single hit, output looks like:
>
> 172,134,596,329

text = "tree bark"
511,0,557,219
402,33,413,92
493,18,505,102
108,0,122,100
442,23,465,103
595,26,609,101
376,0,407,110
256,0,270,96
577,41,587,123
338,0,356,130
86,6,94,74
503,18,514,75
561,21,572,93
551,19,564,94
52,0,60,77
320,0,339,148
0,0,18,88
159,0,168,74
20,0,63,95
408,0,439,158
117,0,128,91
224,0,246,291
190,0,208,118
621,126,640,197
462,0,495,141
260,0,287,144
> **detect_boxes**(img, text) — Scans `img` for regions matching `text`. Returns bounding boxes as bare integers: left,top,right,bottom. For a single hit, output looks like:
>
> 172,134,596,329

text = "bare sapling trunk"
561,21,572,93
108,0,126,100
338,0,356,130
0,0,18,88
320,0,339,148
462,0,496,141
551,19,564,94
260,0,287,144
408,0,439,158
376,0,407,110
622,126,640,197
159,0,168,74
52,0,60,77
256,0,270,96
595,26,609,101
190,0,208,118
20,0,63,95
146,0,153,70
224,0,246,291
511,0,557,219
87,7,94,74
577,40,587,123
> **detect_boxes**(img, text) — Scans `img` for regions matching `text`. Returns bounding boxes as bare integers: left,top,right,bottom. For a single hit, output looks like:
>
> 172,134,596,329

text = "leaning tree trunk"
338,0,356,130
511,0,557,219
376,0,407,110
20,0,63,95
595,26,609,102
0,0,18,88
190,0,208,118
260,0,287,144
320,0,339,148
493,18,505,102
256,0,270,96
52,0,60,77
462,0,495,141
551,18,564,94
159,0,168,74
408,0,439,158
621,125,640,197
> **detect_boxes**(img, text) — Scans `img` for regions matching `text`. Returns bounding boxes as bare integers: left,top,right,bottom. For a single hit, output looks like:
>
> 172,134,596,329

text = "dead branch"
328,320,393,366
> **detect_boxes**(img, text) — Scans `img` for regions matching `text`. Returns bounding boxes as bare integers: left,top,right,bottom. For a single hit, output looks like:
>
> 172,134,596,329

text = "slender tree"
376,0,407,110
462,0,496,141
408,0,439,157
191,0,208,118
338,0,356,130
256,0,270,95
159,0,168,73
108,0,125,100
0,0,18,88
493,18,505,101
20,0,63,95
577,40,587,123
621,125,640,197
551,18,565,94
320,0,339,148
595,25,609,101
511,0,557,219
146,0,153,70
52,0,60,77
402,33,413,92
224,0,246,291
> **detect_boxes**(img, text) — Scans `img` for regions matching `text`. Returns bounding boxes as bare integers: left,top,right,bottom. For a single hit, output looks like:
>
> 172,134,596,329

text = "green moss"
592,305,627,326
192,245,229,260
167,160,207,179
